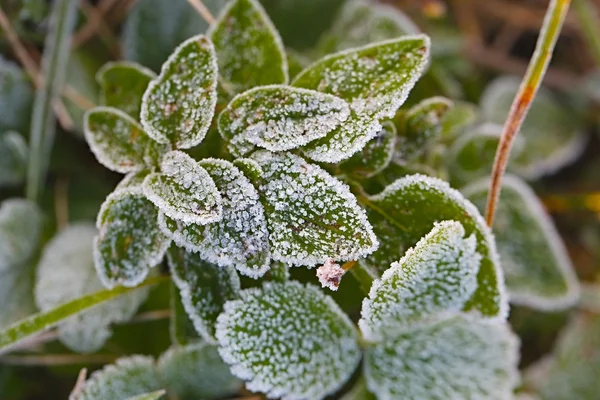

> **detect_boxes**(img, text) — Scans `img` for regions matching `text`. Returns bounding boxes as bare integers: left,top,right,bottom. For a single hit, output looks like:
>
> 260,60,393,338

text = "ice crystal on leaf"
216,281,361,400
359,221,481,341
251,151,378,266
219,85,350,156
94,189,170,288
143,150,222,225
339,121,396,178
116,170,151,191
316,259,345,291
140,35,218,149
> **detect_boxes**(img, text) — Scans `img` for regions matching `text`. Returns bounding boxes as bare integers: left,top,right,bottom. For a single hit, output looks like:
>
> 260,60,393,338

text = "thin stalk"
485,0,571,226
573,0,600,67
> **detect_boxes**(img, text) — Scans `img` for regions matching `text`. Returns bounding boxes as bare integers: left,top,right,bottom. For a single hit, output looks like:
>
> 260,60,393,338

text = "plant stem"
573,0,600,67
484,0,571,227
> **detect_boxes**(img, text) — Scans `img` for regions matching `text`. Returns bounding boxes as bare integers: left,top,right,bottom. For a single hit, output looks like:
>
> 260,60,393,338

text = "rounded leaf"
339,121,396,178
0,131,28,186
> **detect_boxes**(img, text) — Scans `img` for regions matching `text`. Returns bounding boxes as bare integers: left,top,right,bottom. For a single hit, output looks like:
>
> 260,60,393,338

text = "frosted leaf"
116,170,151,191
216,281,361,400
364,314,520,400
143,150,222,224
158,159,269,278
78,356,162,400
94,189,170,288
251,151,378,266
0,56,33,133
140,35,218,149
359,221,481,341
157,342,242,399
480,76,586,179
440,101,477,141
124,391,165,400
170,281,200,346
34,224,149,353
0,131,28,186
365,174,508,319
167,245,240,343
96,61,156,119
84,107,169,173
233,157,263,181
338,121,396,178
218,85,350,156
208,0,288,93
463,176,580,310
269,260,291,282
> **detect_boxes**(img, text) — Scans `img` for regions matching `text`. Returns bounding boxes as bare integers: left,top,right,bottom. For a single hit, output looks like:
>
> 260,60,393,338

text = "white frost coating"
158,159,270,278
34,224,149,353
140,35,218,149
364,314,520,400
359,221,481,341
95,60,156,85
215,281,361,400
143,150,223,225
316,259,345,291
116,170,151,191
251,151,378,266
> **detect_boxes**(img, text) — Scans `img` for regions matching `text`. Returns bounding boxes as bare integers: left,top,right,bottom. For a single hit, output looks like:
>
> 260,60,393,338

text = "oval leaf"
339,121,396,178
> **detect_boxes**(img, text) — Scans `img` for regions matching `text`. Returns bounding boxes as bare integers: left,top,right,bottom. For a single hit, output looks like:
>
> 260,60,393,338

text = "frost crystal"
35,224,149,353
359,221,481,341
158,159,269,278
251,151,378,266
167,245,241,343
94,188,170,288
316,259,345,291
364,314,520,400
219,85,350,156
216,281,361,400
116,170,151,191
143,150,223,224
140,35,218,149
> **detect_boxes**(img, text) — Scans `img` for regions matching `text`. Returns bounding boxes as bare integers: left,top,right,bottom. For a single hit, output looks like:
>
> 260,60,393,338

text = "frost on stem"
216,281,361,400
316,259,345,291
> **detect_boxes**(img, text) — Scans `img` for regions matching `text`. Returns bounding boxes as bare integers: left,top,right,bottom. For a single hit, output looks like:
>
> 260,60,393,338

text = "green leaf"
439,101,477,141
216,281,361,399
0,132,28,186
158,159,270,278
218,85,350,156
94,189,170,288
359,221,481,341
125,390,166,400
96,61,156,119
34,224,149,353
462,176,580,310
157,342,242,399
167,245,240,344
140,35,218,149
209,0,288,93
364,174,508,319
251,151,378,266
340,378,376,400
169,282,199,346
84,107,169,173
0,57,33,133
338,121,396,178
143,150,222,225
364,315,519,400
116,170,152,191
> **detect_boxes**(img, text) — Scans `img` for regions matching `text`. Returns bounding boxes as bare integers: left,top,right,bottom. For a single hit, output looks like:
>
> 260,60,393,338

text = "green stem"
573,0,600,67
485,0,571,226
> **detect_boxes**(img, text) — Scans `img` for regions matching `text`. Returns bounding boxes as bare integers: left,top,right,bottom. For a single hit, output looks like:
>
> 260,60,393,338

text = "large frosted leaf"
216,281,361,400
364,174,507,319
251,151,378,266
125,391,165,400
35,224,149,353
463,176,580,310
84,107,169,173
94,189,170,288
167,246,240,343
143,150,222,224
0,132,28,186
0,56,33,133
339,121,396,178
140,35,218,149
158,159,269,278
364,315,520,400
96,61,156,119
209,0,288,93
218,85,350,156
359,221,481,341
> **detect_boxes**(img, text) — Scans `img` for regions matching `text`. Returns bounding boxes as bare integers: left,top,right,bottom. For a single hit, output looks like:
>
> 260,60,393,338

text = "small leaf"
34,224,149,353
364,174,508,319
209,0,288,93
216,281,361,400
0,56,34,133
96,61,156,119
85,107,169,173
140,35,218,149
359,221,481,341
439,101,477,141
218,85,350,156
0,131,28,186
339,121,396,178
94,189,170,288
125,391,166,400
364,315,520,400
116,170,152,191
143,150,222,224
167,245,240,343
251,151,378,266
158,159,270,278
462,176,580,310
